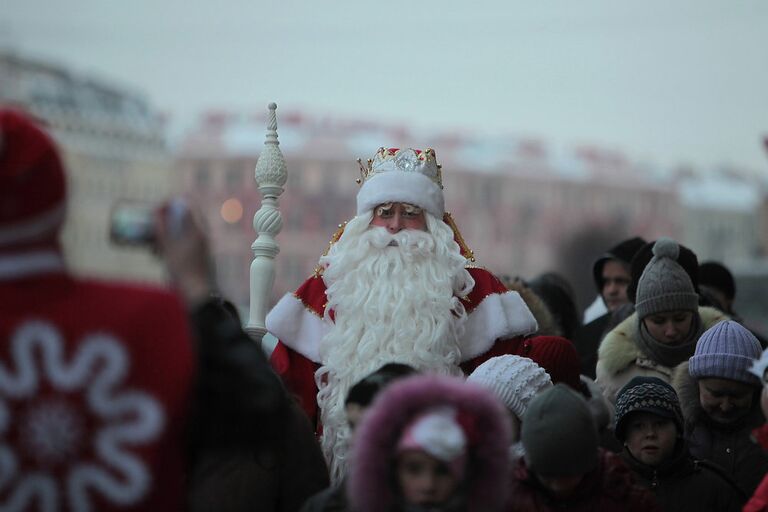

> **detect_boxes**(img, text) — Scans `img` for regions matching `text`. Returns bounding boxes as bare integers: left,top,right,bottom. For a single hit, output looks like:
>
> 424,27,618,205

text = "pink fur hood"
348,374,512,512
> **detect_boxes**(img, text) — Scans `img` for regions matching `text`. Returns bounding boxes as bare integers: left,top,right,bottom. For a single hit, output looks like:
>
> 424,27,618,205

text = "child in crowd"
467,354,552,460
301,363,416,512
348,375,512,512
508,384,658,511
614,376,744,511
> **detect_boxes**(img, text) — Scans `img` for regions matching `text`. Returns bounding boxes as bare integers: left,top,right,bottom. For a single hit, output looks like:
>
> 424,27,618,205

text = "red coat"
507,450,660,512
0,257,195,511
267,266,538,424
744,425,768,512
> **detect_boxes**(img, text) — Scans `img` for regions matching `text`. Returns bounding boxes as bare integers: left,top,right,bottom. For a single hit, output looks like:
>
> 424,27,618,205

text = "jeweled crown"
357,147,443,189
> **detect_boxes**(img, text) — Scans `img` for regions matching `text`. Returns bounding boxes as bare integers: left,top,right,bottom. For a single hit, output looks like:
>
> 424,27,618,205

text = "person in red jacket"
744,346,768,512
0,108,195,510
266,147,538,479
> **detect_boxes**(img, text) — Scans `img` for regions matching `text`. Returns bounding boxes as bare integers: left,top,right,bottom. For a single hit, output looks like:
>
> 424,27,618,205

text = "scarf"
635,312,704,368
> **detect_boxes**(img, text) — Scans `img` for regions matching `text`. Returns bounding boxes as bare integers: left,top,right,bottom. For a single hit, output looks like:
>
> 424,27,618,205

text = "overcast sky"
3,0,767,173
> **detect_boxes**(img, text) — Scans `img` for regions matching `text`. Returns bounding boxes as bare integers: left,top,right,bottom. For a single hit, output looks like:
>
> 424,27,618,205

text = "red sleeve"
745,474,768,512
270,340,321,429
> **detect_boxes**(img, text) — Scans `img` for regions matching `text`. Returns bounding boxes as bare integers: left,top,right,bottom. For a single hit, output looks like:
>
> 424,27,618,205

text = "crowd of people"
3,106,768,511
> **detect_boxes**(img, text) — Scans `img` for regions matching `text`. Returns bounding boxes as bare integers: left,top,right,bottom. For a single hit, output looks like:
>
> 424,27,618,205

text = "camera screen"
111,205,154,245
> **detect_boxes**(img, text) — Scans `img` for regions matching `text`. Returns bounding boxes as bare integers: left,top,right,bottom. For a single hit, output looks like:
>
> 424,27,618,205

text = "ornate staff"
246,103,286,345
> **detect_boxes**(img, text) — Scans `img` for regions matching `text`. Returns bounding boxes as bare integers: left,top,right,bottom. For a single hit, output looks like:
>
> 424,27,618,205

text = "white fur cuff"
265,293,329,363
459,290,538,360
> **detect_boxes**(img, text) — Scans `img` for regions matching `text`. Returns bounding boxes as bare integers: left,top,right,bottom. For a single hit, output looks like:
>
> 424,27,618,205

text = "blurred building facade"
677,172,766,265
0,50,170,282
175,110,695,311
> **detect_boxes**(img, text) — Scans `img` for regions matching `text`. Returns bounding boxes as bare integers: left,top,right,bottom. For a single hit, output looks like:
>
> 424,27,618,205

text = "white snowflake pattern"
0,320,165,511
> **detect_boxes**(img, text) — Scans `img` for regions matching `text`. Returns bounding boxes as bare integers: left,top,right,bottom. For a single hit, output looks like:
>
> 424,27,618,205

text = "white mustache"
364,226,434,252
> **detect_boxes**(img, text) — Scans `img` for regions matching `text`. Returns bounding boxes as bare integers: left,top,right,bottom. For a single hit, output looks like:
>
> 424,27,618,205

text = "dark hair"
345,363,417,408
527,272,581,340
699,261,736,300
592,236,647,292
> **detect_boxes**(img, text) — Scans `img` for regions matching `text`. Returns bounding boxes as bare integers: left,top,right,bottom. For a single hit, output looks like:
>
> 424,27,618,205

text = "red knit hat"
517,336,581,390
0,108,66,249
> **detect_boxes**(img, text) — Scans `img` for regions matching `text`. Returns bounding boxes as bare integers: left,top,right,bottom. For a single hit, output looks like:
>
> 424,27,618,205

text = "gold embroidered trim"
313,221,348,277
443,212,475,263
291,290,325,319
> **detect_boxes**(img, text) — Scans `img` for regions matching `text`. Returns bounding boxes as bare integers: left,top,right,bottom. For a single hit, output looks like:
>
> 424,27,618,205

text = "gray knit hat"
467,355,553,420
521,383,598,476
689,320,762,386
635,237,699,319
614,376,683,441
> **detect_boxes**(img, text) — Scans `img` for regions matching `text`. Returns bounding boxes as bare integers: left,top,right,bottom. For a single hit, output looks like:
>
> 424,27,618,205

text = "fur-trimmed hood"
598,306,727,377
348,375,512,512
505,278,561,337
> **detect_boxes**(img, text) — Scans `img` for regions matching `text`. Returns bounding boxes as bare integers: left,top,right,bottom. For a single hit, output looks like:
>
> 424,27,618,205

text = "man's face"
624,412,677,467
698,377,755,425
369,202,427,233
601,260,631,312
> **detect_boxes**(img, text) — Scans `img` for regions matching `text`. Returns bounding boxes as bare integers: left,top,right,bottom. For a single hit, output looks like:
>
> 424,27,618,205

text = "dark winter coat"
506,449,659,512
620,442,745,511
187,299,329,512
574,312,612,379
672,361,768,496
300,481,349,512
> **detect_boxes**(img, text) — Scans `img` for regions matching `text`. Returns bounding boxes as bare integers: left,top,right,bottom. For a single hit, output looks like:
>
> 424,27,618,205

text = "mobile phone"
110,201,156,246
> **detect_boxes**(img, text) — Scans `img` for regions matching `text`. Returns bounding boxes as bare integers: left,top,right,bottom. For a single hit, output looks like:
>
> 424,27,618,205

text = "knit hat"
467,355,553,420
614,376,683,441
689,320,762,386
356,147,444,219
0,108,67,248
517,336,581,390
699,261,736,301
592,236,647,292
396,406,467,479
627,239,700,304
635,238,699,319
521,383,598,476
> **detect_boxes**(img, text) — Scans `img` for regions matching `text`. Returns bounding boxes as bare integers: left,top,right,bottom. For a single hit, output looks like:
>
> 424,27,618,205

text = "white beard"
315,211,475,481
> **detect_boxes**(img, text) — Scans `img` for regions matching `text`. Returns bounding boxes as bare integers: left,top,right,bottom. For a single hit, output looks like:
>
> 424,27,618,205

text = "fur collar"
598,307,727,377
506,279,560,337
672,361,701,424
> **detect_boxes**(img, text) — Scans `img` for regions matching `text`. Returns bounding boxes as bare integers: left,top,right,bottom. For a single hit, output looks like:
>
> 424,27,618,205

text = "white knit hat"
356,147,444,219
467,355,552,420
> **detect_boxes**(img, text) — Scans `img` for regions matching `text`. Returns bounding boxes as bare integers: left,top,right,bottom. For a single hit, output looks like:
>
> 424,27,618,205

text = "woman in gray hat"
596,238,727,404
